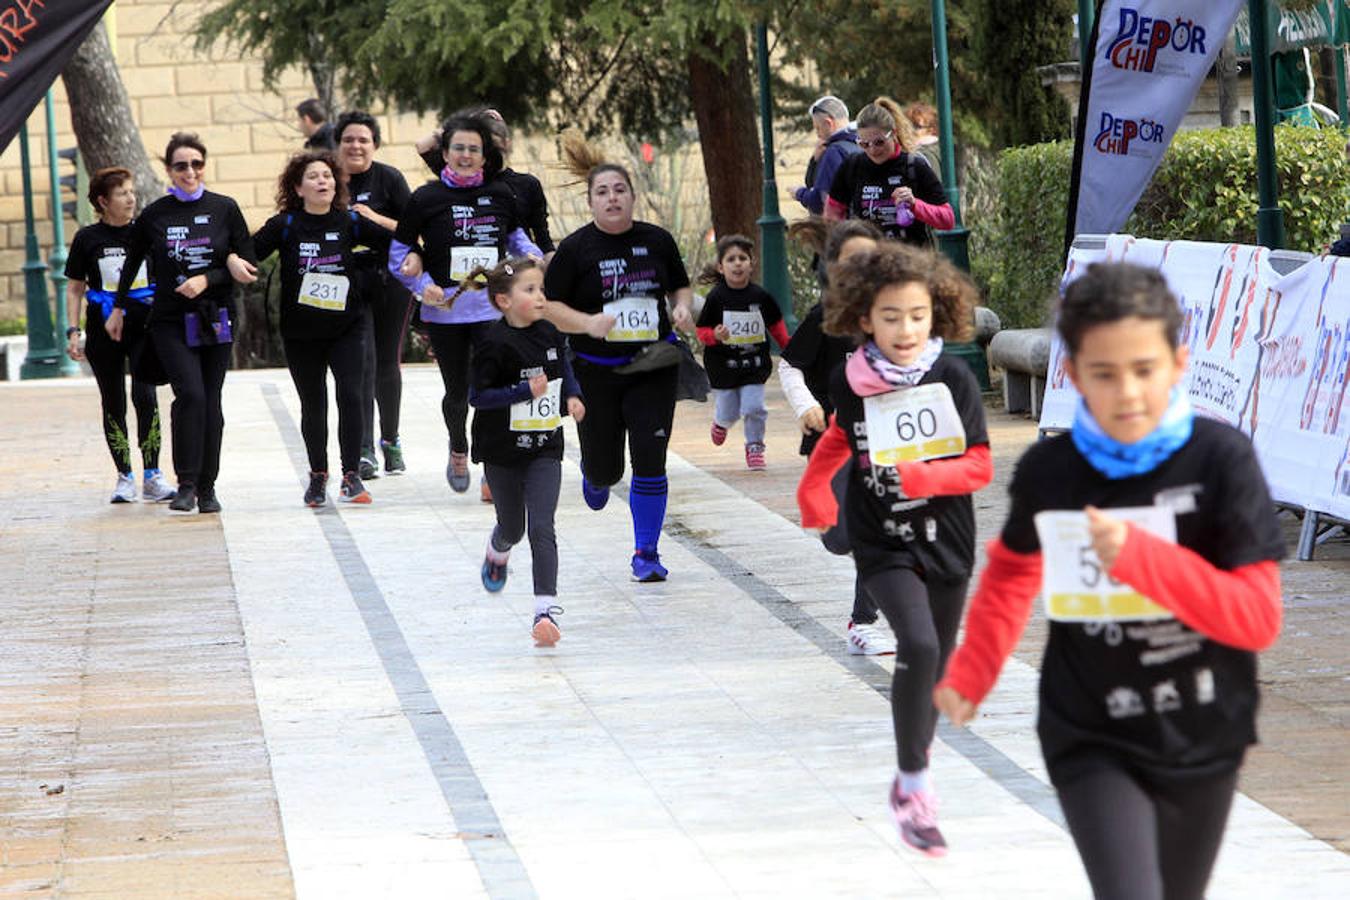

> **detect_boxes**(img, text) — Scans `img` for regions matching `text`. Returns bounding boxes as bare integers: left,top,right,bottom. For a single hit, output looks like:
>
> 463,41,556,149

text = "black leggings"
573,361,677,485
484,457,562,596
821,462,879,625
285,320,366,475
150,317,232,491
427,320,495,454
360,271,413,448
1056,761,1238,900
862,567,967,771
85,305,161,474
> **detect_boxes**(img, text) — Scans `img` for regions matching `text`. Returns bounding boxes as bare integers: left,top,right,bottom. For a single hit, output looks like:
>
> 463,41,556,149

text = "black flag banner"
0,0,114,154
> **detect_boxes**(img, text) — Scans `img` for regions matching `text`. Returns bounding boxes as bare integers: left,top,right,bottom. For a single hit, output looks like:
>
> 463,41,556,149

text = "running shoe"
481,479,493,503
359,446,379,481
304,471,328,507
197,488,222,514
581,476,609,511
110,472,137,504
532,605,564,647
710,421,728,446
745,441,767,470
847,620,897,656
340,471,372,504
888,778,947,858
381,438,405,475
169,485,197,513
481,552,508,592
631,546,668,582
142,470,176,503
447,448,470,493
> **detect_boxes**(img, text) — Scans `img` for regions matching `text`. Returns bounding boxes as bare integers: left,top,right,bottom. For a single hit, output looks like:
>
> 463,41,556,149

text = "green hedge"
971,125,1350,329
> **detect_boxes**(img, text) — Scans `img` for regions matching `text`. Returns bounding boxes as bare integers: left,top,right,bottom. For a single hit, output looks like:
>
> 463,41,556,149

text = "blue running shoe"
481,552,508,592
631,546,668,582
581,476,610,511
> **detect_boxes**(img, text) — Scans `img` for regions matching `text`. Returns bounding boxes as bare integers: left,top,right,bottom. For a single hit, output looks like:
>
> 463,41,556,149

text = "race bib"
1035,506,1177,622
603,296,660,342
451,245,499,282
510,378,562,432
97,256,149,291
723,310,765,345
862,383,966,466
298,272,350,311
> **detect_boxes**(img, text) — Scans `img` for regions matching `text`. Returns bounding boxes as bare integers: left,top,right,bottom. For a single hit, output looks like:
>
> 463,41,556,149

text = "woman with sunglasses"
110,132,254,514
825,96,953,247
390,112,541,498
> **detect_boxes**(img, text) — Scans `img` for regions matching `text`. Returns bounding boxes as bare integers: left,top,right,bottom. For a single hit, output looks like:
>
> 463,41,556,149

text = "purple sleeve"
388,239,432,296
507,227,542,259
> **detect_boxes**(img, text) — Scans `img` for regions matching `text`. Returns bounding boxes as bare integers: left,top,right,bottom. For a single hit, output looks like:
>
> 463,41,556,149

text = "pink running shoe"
710,421,729,446
745,442,766,470
888,776,947,857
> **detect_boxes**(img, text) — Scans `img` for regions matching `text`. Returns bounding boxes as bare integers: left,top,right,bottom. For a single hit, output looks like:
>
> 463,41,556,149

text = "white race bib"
862,383,966,466
510,378,562,432
451,245,499,282
97,255,148,291
603,296,660,342
1035,506,1177,622
297,272,350,311
723,310,765,345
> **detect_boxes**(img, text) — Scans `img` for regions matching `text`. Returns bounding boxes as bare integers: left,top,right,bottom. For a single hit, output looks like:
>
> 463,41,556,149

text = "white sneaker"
847,620,896,656
110,473,137,504
142,470,177,503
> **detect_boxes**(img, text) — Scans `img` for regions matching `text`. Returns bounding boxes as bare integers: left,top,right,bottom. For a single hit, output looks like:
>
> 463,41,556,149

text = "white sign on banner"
1071,1,1246,237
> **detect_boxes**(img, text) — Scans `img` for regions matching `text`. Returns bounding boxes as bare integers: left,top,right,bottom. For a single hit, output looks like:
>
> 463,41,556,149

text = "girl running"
246,151,386,506
936,262,1284,898
542,132,695,582
390,112,542,500
825,96,952,246
797,243,991,856
468,258,584,647
695,234,790,470
63,167,174,504
779,218,894,655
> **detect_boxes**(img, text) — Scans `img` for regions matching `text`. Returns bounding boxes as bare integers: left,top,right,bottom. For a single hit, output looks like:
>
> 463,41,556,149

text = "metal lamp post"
45,91,78,375
1249,0,1285,249
930,0,969,272
19,120,60,380
754,22,796,330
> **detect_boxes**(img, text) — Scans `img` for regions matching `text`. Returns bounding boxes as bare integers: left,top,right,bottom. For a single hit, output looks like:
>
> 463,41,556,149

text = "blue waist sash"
575,332,679,367
88,287,154,319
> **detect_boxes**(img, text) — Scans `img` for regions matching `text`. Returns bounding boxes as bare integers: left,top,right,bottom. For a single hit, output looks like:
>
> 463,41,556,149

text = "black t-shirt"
1001,418,1286,784
65,221,152,297
500,168,554,253
543,221,691,361
116,191,253,322
696,281,783,389
393,179,521,290
828,151,945,245
253,208,370,340
346,161,411,269
829,354,988,580
782,302,857,454
471,319,575,465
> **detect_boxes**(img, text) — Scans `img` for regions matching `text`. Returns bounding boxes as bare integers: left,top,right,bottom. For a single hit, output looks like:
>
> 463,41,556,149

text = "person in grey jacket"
792,96,861,215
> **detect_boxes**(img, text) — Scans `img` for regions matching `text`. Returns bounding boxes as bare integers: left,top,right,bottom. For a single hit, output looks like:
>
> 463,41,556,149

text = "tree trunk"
61,22,162,208
1218,32,1239,127
687,29,762,246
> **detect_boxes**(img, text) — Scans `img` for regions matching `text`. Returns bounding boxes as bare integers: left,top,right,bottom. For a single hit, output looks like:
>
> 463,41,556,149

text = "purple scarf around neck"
168,185,205,202
441,167,484,188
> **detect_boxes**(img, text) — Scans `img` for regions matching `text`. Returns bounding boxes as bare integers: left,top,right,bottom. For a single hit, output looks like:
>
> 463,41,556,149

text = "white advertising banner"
1070,1,1246,238
1039,236,1350,520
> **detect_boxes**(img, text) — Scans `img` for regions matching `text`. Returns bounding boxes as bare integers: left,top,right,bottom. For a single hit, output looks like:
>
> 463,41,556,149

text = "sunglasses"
857,133,893,151
448,143,483,155
171,159,206,172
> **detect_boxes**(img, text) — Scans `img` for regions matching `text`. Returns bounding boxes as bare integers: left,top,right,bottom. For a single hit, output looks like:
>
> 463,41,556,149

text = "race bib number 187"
451,246,499,282
1034,506,1177,622
862,383,966,466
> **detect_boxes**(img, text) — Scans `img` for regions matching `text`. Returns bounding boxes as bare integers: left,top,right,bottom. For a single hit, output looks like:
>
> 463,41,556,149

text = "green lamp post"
1248,0,1286,249
45,91,78,376
754,22,796,330
19,119,60,380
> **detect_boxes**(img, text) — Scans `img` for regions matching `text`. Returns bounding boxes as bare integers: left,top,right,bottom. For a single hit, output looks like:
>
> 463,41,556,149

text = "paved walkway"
1,366,1346,898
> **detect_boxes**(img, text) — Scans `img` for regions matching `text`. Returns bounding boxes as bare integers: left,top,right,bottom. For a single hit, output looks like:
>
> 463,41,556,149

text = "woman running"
542,133,694,582
936,262,1284,898
111,132,253,514
390,112,541,500
63,166,174,504
334,110,413,480
798,243,992,856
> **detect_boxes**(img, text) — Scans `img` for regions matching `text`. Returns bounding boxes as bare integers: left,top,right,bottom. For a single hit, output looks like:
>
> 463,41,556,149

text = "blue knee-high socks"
629,475,668,551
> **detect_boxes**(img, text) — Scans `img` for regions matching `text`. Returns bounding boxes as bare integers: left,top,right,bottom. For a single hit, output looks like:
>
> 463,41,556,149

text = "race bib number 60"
723,310,765,345
298,272,350,311
510,379,562,432
1034,506,1177,622
603,296,660,342
862,383,966,466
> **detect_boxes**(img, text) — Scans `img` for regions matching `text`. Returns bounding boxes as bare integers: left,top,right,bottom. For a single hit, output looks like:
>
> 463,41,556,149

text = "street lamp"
755,22,797,330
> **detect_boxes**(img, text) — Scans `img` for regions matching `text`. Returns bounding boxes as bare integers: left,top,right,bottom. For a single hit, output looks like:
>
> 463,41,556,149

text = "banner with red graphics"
0,0,113,154
1066,1,1245,247
1040,236,1350,521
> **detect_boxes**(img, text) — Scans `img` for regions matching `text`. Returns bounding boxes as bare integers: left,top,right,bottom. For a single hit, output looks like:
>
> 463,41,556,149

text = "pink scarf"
441,167,484,188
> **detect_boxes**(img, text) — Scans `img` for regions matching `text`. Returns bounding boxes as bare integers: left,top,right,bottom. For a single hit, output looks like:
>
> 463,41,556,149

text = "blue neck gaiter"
1071,388,1195,480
